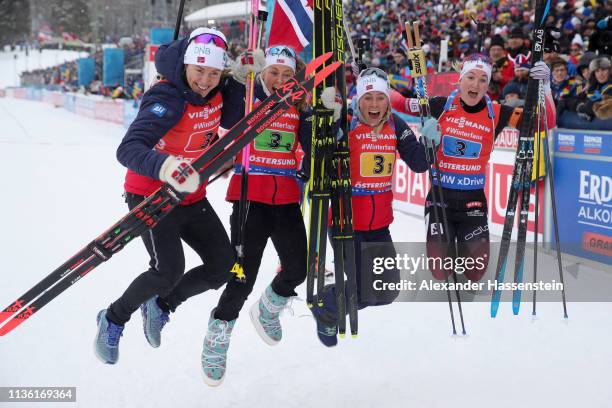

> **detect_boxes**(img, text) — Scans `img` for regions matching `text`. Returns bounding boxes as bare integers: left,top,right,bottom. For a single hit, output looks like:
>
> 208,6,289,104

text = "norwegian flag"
267,0,313,53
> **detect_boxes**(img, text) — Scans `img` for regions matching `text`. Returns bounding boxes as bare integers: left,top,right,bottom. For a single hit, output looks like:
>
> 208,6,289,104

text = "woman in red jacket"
201,45,313,386
94,28,245,365
310,67,429,347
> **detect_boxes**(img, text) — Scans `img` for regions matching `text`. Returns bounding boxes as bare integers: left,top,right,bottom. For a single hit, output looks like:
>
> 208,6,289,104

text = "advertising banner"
103,48,125,87
553,129,611,265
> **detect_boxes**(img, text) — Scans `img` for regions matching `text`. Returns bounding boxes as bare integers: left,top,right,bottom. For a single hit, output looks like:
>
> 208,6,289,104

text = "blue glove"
596,17,610,30
420,117,441,147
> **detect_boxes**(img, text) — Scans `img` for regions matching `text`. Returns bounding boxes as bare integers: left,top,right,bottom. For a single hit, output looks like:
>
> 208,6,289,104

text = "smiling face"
459,69,489,106
552,64,568,83
358,91,389,126
261,64,295,91
185,65,222,97
594,67,610,84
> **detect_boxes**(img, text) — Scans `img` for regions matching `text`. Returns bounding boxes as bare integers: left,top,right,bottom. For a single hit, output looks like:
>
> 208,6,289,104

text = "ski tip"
306,52,334,76
512,302,520,315
490,300,500,318
313,62,342,87
339,332,346,339
306,302,313,309
351,333,358,339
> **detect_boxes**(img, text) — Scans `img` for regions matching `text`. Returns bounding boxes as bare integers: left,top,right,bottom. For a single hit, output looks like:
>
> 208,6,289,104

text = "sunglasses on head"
267,46,297,59
193,33,228,50
359,67,388,81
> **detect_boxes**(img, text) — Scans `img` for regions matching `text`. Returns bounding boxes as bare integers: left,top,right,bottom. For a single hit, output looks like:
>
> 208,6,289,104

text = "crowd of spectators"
17,37,146,101
344,0,612,129
9,1,612,128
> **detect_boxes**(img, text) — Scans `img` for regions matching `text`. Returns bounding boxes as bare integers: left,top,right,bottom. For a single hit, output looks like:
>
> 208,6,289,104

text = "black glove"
296,169,310,184
576,102,593,121
544,26,561,53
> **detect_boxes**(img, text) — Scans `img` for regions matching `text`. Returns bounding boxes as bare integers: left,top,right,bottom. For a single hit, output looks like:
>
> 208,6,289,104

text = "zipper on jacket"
368,194,376,231
271,176,278,204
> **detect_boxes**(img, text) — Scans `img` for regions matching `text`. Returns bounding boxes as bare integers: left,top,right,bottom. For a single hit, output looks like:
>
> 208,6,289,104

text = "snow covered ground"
0,48,88,88
0,97,611,408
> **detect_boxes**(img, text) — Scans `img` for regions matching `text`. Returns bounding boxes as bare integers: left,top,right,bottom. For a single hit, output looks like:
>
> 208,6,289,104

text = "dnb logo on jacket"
150,103,167,117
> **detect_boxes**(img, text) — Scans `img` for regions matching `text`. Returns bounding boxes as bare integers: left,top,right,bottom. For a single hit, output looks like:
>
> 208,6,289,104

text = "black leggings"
107,194,233,325
424,188,490,281
214,202,307,321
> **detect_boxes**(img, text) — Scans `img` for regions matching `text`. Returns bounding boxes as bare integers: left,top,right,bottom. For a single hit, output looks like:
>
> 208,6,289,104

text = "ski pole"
539,84,569,318
406,21,463,334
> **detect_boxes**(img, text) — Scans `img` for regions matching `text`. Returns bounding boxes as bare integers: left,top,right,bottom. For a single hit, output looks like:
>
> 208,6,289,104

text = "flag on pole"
267,0,313,53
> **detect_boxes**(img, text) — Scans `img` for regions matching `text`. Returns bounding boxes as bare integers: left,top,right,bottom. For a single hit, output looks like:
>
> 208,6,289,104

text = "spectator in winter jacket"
502,53,530,104
550,57,581,103
558,56,612,129
489,34,514,90
507,26,530,58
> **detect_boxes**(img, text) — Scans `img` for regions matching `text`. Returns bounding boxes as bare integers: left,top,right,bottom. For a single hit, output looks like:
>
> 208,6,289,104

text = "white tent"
184,1,266,24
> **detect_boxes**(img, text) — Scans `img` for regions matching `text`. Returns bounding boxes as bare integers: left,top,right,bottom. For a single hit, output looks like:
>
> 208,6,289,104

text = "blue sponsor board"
103,48,125,87
555,129,612,156
553,129,612,265
78,58,95,87
150,28,174,45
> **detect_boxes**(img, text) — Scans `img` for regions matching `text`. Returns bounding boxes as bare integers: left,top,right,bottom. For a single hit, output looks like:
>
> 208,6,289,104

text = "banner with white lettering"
553,129,612,265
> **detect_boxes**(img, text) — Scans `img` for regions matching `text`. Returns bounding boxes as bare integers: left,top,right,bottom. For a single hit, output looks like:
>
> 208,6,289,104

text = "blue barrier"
552,128,612,265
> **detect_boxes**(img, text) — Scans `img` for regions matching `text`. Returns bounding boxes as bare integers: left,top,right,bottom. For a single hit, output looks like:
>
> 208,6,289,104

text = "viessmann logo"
446,117,490,132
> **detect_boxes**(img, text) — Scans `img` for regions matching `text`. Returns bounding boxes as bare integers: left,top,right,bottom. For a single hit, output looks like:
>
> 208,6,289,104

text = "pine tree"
50,0,90,38
0,0,31,46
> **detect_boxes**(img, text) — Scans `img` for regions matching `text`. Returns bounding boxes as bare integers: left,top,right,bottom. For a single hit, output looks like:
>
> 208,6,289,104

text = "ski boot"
94,309,125,364
140,297,170,348
201,310,236,386
249,284,290,345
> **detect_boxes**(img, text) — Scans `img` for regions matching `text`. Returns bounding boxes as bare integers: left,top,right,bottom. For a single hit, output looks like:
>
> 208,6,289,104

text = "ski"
330,0,358,337
406,21,465,335
0,55,340,336
491,0,552,317
306,0,335,310
231,0,266,282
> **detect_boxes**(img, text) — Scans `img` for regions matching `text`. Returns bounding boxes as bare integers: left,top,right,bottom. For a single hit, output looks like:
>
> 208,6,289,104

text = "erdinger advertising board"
553,129,612,265
392,126,545,240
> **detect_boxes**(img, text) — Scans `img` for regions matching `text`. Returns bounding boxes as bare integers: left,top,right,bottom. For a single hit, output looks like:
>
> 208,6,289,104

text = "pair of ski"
405,21,467,335
0,53,342,336
490,0,568,318
306,0,358,338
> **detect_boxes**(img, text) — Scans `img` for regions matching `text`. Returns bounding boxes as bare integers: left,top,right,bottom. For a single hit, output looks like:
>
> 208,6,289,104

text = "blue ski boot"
94,309,125,364
249,284,290,345
310,286,338,347
140,297,170,348
201,311,236,387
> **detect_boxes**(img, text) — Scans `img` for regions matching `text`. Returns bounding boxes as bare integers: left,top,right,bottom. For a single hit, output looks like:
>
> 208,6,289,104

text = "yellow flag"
531,131,547,181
